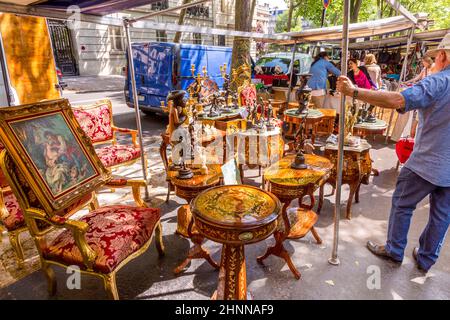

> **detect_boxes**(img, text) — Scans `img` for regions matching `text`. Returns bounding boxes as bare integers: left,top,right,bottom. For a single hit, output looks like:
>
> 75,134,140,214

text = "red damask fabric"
240,86,257,107
1,192,25,231
44,205,160,273
95,145,141,168
73,103,114,143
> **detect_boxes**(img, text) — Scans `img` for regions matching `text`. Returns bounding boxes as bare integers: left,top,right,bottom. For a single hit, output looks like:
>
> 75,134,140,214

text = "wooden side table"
168,164,223,274
236,128,284,182
353,119,387,140
260,154,333,279
192,185,280,300
316,108,337,136
283,108,324,144
320,141,373,219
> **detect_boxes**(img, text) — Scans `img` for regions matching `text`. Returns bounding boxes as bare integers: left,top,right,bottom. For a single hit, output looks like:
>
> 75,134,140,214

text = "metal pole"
287,41,297,104
329,0,350,266
124,18,150,199
384,25,415,143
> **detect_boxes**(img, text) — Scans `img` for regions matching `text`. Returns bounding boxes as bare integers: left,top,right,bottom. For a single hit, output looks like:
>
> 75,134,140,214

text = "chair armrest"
26,208,97,271
111,126,138,147
104,179,148,208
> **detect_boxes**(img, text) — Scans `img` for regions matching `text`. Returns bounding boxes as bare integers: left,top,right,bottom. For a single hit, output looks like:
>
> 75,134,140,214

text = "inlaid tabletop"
168,164,222,188
353,119,387,130
197,107,245,121
284,108,324,119
192,185,280,228
264,154,333,187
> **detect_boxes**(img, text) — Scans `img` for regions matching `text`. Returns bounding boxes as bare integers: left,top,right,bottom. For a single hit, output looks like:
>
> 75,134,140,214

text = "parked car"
254,52,313,86
125,42,232,115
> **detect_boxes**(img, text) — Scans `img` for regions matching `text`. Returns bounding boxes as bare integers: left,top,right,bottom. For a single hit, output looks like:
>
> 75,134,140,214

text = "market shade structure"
0,0,159,15
281,15,428,43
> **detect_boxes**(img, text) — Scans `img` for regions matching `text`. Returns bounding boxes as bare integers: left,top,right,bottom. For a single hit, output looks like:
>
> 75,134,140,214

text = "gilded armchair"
0,99,164,300
73,99,147,172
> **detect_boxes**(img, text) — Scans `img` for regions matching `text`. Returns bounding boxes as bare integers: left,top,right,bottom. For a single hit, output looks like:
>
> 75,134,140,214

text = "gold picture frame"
0,99,111,214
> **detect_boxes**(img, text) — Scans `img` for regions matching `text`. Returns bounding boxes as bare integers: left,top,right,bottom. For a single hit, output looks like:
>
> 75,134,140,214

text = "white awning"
280,14,428,44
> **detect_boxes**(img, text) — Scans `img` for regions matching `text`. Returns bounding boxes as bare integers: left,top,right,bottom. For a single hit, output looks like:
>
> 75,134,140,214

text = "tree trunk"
173,0,191,43
350,0,363,23
231,0,254,72
287,0,295,32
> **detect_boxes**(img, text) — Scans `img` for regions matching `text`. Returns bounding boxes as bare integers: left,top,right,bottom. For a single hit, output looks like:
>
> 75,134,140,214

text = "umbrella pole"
329,0,350,266
124,18,150,200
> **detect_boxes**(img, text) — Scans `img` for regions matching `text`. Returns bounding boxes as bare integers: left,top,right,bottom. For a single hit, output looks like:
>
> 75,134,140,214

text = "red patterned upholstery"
73,102,114,144
1,192,25,231
96,145,141,168
44,205,160,273
240,85,257,107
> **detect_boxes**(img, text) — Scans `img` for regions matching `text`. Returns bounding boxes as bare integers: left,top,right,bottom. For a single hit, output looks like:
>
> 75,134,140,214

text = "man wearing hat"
336,33,450,272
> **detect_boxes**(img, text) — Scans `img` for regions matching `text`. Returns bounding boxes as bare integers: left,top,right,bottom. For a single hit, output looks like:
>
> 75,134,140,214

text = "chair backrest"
73,99,114,144
0,99,111,215
239,82,257,107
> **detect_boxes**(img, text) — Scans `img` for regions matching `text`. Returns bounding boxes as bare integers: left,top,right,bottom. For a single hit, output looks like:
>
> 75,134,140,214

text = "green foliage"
276,0,450,31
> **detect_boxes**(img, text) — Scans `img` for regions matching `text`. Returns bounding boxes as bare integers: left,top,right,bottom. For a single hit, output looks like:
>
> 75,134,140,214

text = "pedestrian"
307,52,341,109
405,56,437,84
364,54,383,89
347,58,376,90
335,33,450,273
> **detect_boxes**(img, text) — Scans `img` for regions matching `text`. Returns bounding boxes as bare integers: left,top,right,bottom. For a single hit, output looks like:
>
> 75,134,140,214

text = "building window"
156,30,168,42
151,0,168,11
193,33,202,45
108,26,124,51
217,35,225,46
186,4,209,18
220,0,226,13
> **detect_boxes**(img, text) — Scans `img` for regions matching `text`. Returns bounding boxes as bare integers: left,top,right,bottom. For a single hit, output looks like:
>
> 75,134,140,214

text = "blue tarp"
35,0,160,16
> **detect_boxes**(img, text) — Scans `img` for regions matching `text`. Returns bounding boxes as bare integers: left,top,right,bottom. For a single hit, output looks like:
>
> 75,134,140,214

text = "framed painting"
0,99,111,213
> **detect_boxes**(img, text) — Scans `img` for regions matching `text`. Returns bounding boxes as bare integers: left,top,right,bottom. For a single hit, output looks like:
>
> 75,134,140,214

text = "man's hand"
336,76,356,96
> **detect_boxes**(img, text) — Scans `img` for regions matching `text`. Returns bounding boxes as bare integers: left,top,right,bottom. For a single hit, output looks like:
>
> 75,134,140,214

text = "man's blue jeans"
385,167,450,270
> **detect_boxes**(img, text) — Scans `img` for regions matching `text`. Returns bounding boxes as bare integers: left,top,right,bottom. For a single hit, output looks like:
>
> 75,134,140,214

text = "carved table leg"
174,205,220,274
310,226,322,244
257,230,301,280
216,244,247,300
257,202,301,280
346,181,360,220
317,184,324,214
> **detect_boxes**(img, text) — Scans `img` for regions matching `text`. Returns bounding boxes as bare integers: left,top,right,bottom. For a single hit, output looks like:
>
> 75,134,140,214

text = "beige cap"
426,32,450,58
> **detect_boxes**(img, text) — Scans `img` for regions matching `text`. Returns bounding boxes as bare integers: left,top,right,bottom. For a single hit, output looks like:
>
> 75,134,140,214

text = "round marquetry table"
168,164,223,274
283,108,324,143
191,185,281,300
353,119,387,139
260,154,332,279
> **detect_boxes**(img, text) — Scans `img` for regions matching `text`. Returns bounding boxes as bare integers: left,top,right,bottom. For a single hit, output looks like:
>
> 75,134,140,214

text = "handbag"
395,136,415,164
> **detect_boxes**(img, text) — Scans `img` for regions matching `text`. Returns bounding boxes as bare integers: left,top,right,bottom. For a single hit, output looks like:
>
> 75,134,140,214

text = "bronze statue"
295,74,312,115
163,90,188,139
291,111,308,170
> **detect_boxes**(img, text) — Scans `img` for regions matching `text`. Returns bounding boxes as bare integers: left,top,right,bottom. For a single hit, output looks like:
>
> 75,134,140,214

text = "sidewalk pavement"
64,75,125,93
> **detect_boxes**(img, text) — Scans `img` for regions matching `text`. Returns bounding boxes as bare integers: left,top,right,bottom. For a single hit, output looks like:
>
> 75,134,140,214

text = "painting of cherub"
10,113,96,196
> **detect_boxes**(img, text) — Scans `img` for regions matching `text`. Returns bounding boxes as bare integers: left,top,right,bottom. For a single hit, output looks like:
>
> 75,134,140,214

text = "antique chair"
0,99,164,299
0,163,27,266
238,80,257,107
73,99,146,173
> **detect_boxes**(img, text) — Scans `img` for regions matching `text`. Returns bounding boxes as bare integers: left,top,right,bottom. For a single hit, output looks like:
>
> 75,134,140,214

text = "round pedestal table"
191,185,281,300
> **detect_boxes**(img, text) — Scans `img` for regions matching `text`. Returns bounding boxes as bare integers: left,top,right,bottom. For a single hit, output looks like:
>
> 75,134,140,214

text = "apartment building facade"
51,0,271,76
